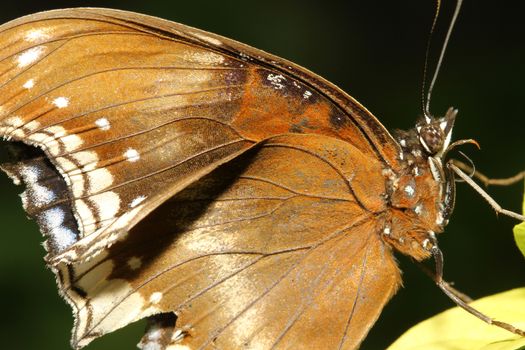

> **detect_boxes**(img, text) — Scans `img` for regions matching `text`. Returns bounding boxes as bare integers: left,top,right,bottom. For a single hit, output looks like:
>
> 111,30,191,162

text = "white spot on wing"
20,165,41,183
1,116,24,136
303,90,312,99
17,46,45,67
23,79,35,89
27,132,47,143
88,168,115,192
71,151,99,172
95,118,111,131
41,207,77,250
42,207,65,230
24,121,40,132
267,74,286,89
127,257,142,270
56,156,79,173
44,126,66,138
61,134,84,152
52,97,69,108
42,126,84,153
52,227,78,251
25,29,50,42
32,183,56,206
149,292,163,304
90,191,121,221
124,148,140,162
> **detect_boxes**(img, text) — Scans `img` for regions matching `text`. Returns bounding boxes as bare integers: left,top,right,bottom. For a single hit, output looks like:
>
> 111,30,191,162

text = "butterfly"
0,4,523,350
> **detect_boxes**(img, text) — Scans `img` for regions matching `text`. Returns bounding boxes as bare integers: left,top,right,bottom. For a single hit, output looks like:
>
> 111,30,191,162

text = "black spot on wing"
289,118,311,133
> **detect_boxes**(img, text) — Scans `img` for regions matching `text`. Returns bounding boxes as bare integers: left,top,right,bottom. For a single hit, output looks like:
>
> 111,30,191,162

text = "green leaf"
387,288,525,350
513,181,525,259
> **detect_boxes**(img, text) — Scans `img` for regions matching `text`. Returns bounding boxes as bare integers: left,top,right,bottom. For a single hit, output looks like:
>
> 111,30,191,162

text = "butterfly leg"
452,159,525,187
416,262,472,303
428,238,525,336
448,162,525,221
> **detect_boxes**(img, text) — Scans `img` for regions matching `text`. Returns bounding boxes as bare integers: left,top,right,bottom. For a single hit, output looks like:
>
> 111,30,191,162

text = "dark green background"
0,1,523,349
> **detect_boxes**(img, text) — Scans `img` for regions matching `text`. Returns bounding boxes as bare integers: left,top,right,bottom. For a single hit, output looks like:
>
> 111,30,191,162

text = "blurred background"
0,1,523,349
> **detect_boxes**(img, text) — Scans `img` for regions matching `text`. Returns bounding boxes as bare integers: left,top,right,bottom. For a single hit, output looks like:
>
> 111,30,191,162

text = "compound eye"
419,124,444,154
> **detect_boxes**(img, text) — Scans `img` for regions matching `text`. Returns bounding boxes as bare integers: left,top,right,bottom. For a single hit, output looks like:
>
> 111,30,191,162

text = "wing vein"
240,175,353,202
196,218,372,349
338,230,374,350
264,142,367,210
268,231,361,349
81,138,250,198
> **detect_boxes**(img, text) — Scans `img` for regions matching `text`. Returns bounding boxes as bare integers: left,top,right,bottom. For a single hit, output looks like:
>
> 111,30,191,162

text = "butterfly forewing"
0,12,259,263
0,9,402,266
0,8,408,350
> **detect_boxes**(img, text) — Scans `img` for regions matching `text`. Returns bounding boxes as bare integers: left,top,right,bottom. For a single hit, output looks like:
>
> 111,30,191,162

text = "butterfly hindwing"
60,134,401,349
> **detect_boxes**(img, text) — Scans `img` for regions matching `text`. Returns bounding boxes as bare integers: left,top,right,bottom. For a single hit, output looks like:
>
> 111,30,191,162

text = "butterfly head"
416,107,457,158
394,107,457,169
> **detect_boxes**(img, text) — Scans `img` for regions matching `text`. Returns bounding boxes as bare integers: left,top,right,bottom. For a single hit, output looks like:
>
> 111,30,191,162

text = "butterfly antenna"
422,0,464,118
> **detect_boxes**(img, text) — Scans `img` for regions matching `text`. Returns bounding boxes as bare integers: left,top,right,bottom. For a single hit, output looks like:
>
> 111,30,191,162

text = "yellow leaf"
387,288,525,350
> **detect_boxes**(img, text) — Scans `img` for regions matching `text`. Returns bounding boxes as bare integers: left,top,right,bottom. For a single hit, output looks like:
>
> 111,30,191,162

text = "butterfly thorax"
381,108,457,260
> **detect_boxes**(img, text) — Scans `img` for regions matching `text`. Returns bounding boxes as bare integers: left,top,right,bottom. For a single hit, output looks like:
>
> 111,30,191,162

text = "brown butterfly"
0,4,523,350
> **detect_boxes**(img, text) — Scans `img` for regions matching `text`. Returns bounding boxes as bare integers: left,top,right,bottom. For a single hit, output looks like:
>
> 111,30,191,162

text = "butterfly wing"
61,134,401,349
0,8,404,349
0,9,256,263
0,8,401,265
